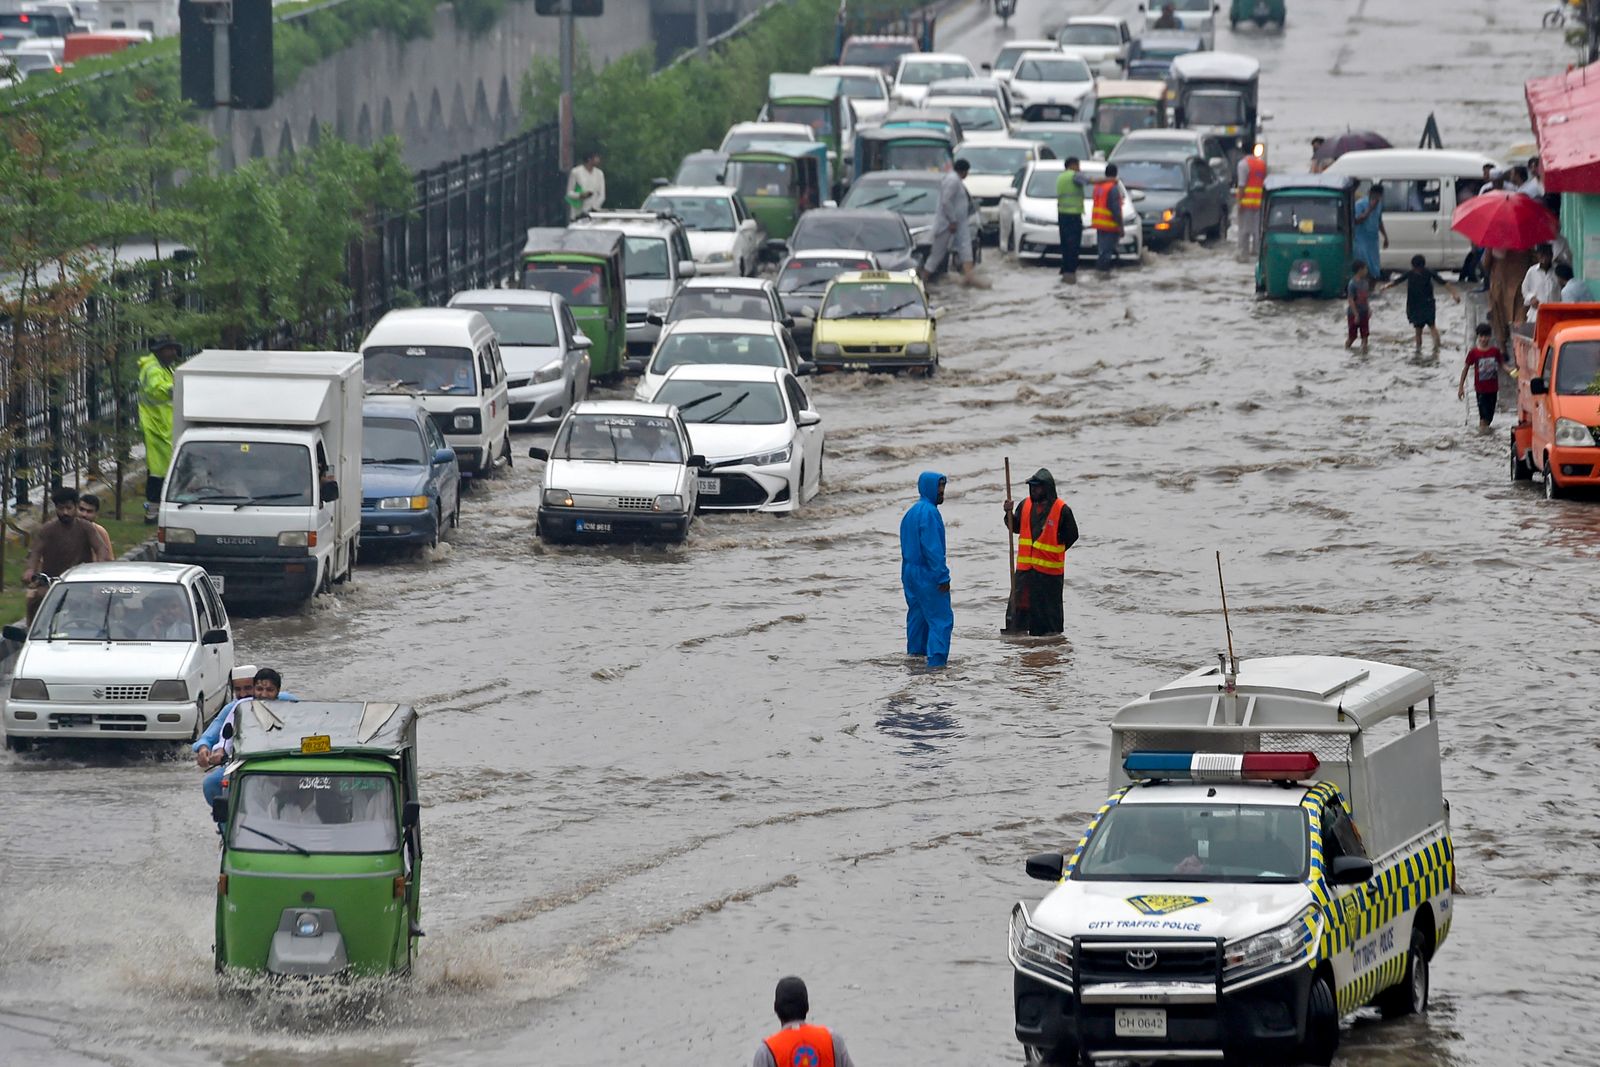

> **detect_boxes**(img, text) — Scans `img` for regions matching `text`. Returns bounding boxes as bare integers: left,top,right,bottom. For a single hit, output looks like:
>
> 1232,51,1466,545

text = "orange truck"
1511,302,1600,498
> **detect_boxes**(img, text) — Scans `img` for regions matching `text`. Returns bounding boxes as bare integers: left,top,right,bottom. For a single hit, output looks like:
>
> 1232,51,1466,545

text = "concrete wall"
211,0,771,171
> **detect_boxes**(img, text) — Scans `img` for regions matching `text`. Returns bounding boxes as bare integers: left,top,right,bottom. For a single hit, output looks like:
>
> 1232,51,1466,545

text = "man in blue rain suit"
900,471,953,668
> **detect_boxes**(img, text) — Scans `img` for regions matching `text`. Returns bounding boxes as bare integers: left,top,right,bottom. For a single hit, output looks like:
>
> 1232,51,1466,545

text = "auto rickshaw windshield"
232,773,399,853
1096,103,1160,135
730,160,795,199
883,143,950,172
1186,91,1247,125
1266,197,1343,234
768,103,833,137
524,264,606,305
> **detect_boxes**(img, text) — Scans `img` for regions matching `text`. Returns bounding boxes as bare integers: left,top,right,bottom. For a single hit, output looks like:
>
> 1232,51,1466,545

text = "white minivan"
360,308,512,476
1323,149,1500,273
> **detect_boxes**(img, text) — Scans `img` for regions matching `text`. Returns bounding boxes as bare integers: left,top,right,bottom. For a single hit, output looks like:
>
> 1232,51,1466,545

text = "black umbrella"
1313,130,1393,162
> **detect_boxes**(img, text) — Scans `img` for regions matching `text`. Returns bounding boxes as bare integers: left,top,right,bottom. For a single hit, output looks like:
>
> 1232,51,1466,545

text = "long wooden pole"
1003,457,1017,633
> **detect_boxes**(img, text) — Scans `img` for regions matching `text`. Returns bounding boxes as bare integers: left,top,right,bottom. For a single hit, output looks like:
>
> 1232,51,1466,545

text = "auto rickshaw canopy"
230,700,418,759
521,227,625,260
768,73,843,105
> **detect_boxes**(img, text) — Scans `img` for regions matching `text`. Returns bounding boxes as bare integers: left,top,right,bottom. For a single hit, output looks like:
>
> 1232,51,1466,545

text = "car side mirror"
687,453,706,468
432,447,456,465
651,177,670,188
823,199,839,209
320,480,339,502
211,797,229,825
1329,854,1373,886
646,311,665,326
797,360,817,377
1530,377,1548,395
763,238,789,257
527,446,549,460
1025,852,1066,882
797,410,822,427
3,624,27,642
623,357,646,375
1131,189,1147,202
1001,189,1018,199
201,628,229,646
798,306,816,320
403,800,421,828
1260,110,1274,122
678,260,697,278
931,306,946,319
980,62,992,70
782,315,795,329
572,332,593,349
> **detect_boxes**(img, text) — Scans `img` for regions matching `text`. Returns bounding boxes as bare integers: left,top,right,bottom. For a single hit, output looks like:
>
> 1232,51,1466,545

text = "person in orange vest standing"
1003,468,1079,636
1091,164,1125,275
753,976,858,1067
1236,145,1268,260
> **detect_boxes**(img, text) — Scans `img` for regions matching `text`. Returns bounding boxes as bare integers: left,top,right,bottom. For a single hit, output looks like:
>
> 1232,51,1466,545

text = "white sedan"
1007,52,1098,121
1056,15,1132,77
956,140,1045,238
811,64,892,125
649,364,824,513
891,52,978,106
632,317,808,402
2,562,235,749
997,160,1144,262
642,186,765,276
925,95,1013,146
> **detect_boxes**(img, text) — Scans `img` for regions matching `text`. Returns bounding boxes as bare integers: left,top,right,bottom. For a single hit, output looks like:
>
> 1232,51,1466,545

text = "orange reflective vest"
1091,181,1119,232
764,1024,836,1067
1016,498,1067,575
1240,155,1267,210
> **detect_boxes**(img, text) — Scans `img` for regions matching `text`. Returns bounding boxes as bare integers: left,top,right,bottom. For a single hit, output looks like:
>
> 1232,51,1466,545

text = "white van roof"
1324,148,1500,179
360,308,495,350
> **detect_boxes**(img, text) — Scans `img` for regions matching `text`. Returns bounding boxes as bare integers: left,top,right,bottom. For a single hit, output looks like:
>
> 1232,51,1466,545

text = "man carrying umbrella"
1451,188,1560,348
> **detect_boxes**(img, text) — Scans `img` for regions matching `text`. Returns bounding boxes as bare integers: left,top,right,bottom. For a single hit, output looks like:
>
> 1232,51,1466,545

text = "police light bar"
1123,751,1320,782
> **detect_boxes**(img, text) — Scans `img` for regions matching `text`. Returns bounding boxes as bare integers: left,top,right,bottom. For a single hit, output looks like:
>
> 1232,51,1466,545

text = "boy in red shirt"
1457,322,1510,430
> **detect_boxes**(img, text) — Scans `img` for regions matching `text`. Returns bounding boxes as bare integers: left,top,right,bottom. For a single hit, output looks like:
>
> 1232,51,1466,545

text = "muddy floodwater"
3,1,1597,1064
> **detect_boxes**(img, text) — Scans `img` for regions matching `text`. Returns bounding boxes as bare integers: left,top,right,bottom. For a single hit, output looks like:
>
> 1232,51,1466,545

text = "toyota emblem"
1125,948,1159,971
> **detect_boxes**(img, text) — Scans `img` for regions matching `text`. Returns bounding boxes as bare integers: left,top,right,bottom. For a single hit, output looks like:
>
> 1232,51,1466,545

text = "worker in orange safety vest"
1091,163,1125,274
1003,468,1079,636
753,976,858,1067
1236,145,1268,260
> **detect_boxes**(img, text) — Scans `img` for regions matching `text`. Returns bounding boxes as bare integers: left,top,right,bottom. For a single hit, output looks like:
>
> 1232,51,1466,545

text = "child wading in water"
1457,322,1512,431
1381,254,1461,350
1346,260,1372,352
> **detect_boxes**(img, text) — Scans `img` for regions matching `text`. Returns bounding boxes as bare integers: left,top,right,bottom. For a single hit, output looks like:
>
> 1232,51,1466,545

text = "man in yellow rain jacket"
137,338,180,522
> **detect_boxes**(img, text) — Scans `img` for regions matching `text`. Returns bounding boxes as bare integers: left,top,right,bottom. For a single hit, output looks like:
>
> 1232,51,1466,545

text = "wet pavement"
3,1,1597,1064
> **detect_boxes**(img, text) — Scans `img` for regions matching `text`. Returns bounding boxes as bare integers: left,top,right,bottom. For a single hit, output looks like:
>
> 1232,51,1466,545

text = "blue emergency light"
1123,751,1320,782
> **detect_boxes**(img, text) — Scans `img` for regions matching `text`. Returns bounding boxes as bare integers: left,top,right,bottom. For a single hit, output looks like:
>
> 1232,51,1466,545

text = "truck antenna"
1216,551,1238,689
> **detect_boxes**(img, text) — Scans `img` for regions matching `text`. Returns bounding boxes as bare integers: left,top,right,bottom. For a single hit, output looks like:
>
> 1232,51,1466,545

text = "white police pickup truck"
1009,655,1454,1066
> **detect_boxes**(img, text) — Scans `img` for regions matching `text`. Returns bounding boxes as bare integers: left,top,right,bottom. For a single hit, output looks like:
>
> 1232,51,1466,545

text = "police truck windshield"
1074,803,1308,883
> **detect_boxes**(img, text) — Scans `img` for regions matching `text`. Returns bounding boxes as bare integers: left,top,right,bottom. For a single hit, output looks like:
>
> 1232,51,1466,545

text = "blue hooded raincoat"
900,471,952,667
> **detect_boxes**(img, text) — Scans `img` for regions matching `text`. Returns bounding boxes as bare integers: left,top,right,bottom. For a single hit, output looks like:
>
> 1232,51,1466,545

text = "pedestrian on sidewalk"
1458,323,1511,431
22,487,108,623
1380,254,1459,351
1055,156,1093,283
1002,468,1078,636
1345,260,1372,352
1091,163,1125,276
751,976,857,1067
566,151,605,220
77,492,114,562
138,338,180,523
900,471,952,669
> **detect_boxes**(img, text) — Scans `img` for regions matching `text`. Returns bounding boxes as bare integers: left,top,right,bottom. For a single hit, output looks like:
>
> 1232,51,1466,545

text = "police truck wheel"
1377,926,1430,1018
1302,973,1339,1066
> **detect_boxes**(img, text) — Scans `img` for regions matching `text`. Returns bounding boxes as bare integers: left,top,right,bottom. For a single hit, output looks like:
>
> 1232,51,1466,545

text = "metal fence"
0,120,563,512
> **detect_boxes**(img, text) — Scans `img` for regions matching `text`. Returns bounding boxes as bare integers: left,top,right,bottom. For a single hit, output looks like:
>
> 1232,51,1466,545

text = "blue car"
360,398,462,550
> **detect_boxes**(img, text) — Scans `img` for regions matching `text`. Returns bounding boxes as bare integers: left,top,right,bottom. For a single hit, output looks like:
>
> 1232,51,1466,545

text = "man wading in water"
1003,469,1078,636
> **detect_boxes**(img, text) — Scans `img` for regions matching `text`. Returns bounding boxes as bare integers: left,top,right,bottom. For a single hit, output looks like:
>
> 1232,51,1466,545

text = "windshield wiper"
236,821,312,856
605,425,621,463
364,457,423,465
850,192,902,209
701,391,751,424
842,300,920,319
232,492,306,510
674,391,727,412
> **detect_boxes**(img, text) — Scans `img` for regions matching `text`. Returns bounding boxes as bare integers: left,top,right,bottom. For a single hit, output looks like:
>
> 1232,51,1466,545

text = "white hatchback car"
926,95,1012,146
1008,52,1098,121
3,562,235,749
998,160,1144,262
811,64,892,124
530,401,700,543
632,318,808,402
1056,15,1132,77
641,186,765,277
891,52,979,106
649,365,824,513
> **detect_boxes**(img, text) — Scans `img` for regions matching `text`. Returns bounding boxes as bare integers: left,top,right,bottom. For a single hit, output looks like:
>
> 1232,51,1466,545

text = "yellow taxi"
809,270,941,374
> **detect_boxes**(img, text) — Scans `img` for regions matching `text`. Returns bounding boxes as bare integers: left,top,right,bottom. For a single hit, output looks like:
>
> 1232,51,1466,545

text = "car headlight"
1555,417,1596,447
905,342,931,357
1024,214,1055,226
706,251,732,263
1161,209,1175,222
814,342,841,357
161,527,196,544
9,678,48,701
377,496,428,510
531,359,563,384
1224,906,1318,977
739,447,791,467
1009,903,1072,982
149,679,189,701
452,412,479,432
655,493,685,511
277,531,313,547
543,488,574,507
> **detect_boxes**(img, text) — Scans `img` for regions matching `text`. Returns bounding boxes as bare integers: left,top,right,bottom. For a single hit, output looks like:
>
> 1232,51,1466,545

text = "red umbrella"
1450,190,1560,250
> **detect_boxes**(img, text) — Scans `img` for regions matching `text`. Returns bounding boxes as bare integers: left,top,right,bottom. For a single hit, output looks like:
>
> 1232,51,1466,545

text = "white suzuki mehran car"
3,562,235,749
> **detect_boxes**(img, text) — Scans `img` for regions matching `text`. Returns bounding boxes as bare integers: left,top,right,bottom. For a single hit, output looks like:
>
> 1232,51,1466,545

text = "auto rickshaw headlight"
1555,418,1596,447
294,911,322,938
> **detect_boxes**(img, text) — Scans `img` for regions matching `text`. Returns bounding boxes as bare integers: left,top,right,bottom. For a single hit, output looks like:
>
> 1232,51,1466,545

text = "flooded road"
3,1,1597,1064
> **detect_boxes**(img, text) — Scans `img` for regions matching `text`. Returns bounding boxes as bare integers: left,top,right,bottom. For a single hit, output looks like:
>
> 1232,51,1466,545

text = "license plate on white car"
208,575,225,594
1114,1008,1166,1038
696,478,720,495
575,520,611,533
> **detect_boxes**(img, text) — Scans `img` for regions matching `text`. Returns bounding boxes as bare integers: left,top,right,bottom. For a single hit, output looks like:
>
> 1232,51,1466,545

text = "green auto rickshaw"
1091,79,1170,156
853,126,955,183
1255,174,1355,299
727,141,832,242
762,73,848,175
212,700,422,978
521,227,626,379
1230,0,1285,29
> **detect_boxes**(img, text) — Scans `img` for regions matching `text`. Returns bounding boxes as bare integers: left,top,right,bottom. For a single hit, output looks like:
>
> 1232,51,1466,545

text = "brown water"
3,1,1596,1064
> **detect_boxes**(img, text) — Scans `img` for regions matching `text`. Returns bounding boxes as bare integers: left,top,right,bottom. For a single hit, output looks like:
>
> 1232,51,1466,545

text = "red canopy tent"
1525,67,1600,194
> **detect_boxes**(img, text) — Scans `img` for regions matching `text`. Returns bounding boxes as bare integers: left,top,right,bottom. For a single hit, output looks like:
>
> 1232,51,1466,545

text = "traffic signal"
534,0,603,15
